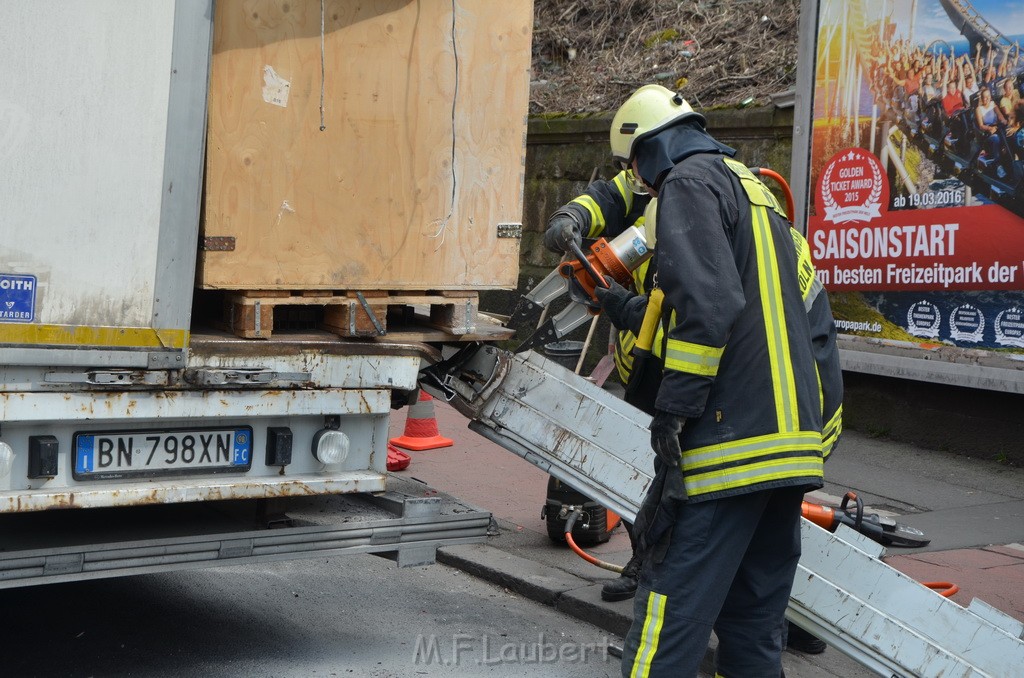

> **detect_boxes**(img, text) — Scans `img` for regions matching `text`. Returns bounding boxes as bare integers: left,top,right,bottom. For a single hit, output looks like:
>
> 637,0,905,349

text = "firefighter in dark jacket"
543,159,841,633
589,84,844,678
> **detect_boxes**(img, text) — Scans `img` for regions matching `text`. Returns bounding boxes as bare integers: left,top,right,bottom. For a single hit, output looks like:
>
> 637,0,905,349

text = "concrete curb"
437,543,632,636
437,542,719,675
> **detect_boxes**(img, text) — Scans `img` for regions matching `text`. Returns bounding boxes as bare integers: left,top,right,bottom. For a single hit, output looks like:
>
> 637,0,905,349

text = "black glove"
543,210,583,254
650,410,686,468
594,277,648,334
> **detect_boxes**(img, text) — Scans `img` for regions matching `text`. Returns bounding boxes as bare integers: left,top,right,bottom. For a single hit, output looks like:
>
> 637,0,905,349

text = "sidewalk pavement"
390,398,1024,677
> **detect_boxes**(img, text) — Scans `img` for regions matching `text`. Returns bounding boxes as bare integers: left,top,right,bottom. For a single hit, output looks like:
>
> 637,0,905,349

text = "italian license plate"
73,427,253,480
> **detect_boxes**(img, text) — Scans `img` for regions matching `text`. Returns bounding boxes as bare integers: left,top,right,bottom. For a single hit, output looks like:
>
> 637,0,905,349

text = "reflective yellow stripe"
687,456,824,495
630,591,667,678
612,171,635,207
0,324,188,349
631,258,651,294
822,405,842,460
815,363,823,416
614,331,636,382
824,405,843,433
723,157,787,218
822,425,841,460
791,228,819,304
681,431,824,495
571,195,604,237
664,338,723,377
683,431,823,469
751,204,799,432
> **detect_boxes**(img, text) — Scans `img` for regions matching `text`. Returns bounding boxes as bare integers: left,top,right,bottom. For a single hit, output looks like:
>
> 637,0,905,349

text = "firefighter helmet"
610,85,705,166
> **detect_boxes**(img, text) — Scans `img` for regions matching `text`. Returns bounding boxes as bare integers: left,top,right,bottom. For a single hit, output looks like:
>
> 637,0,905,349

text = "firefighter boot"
786,622,827,654
601,552,642,602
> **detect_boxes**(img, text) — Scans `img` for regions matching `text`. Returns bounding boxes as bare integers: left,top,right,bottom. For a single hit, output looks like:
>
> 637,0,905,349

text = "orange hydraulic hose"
564,509,623,574
924,582,960,598
752,167,796,221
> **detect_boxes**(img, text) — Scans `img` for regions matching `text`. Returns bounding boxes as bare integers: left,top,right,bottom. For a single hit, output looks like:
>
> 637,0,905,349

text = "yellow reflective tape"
0,324,189,349
751,205,799,432
630,591,667,678
723,158,786,218
615,331,636,382
571,195,604,236
683,431,823,470
612,171,635,207
825,405,843,433
791,228,817,302
632,258,651,294
723,157,755,180
664,338,723,377
686,458,824,495
815,363,823,416
822,427,840,460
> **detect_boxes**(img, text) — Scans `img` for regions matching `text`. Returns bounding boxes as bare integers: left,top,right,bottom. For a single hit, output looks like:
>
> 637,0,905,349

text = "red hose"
751,167,796,221
563,509,624,574
924,581,960,598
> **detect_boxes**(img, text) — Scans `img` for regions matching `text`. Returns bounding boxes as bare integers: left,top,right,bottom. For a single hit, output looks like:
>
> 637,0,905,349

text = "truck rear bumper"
0,471,387,512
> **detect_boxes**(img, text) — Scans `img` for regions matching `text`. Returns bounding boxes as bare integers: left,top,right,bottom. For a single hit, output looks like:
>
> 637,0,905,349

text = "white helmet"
610,85,705,166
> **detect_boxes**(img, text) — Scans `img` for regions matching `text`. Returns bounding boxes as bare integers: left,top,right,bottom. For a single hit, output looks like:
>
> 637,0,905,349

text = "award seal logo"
906,300,940,339
949,304,985,343
819,148,889,224
994,307,1024,348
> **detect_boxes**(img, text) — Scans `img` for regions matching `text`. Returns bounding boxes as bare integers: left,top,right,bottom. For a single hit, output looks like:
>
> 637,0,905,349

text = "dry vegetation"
530,0,801,114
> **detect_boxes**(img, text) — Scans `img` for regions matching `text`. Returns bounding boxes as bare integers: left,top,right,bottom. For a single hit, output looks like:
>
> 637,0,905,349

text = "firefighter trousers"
621,486,804,678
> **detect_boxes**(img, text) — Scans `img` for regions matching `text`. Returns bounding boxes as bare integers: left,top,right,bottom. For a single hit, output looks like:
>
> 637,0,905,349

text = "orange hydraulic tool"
802,491,930,548
513,226,653,353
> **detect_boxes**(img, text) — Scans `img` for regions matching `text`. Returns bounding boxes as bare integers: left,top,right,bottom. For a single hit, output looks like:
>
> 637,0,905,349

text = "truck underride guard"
0,476,489,589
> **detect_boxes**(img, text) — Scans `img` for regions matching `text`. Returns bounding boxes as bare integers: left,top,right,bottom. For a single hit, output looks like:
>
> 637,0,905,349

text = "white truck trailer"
0,0,531,586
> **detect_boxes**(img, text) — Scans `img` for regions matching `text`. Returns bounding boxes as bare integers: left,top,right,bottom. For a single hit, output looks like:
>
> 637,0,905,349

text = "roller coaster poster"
807,0,1024,350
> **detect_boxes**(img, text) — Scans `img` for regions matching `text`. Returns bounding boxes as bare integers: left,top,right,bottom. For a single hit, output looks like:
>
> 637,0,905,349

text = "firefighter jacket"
652,153,842,502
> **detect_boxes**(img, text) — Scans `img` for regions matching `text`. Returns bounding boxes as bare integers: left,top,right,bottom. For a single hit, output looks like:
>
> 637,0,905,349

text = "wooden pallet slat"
221,290,480,340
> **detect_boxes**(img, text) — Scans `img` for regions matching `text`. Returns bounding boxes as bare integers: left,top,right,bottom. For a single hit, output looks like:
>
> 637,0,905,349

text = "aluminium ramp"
437,347,1024,677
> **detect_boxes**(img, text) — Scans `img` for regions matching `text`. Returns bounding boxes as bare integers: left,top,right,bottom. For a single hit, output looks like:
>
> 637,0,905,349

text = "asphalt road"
0,554,623,678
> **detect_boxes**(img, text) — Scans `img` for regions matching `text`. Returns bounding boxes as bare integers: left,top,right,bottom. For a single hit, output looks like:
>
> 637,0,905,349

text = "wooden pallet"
222,290,479,340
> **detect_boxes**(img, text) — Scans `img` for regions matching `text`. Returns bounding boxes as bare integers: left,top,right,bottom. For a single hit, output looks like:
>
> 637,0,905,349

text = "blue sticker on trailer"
233,431,250,465
77,435,96,474
0,274,37,323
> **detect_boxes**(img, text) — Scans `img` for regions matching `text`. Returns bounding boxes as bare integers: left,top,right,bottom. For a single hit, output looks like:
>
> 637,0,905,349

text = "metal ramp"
0,476,491,589
432,346,1024,677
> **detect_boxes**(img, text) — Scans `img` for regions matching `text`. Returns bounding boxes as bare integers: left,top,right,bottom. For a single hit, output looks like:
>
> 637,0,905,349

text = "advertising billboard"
805,0,1024,353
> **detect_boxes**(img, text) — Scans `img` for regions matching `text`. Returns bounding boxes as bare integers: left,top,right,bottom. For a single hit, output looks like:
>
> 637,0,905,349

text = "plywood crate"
199,0,532,292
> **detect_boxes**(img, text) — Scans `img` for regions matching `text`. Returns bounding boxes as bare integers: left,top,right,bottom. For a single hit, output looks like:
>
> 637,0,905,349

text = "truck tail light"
312,429,349,465
0,441,13,478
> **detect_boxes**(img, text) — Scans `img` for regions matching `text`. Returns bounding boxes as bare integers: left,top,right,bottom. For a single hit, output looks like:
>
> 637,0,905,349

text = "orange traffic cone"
386,443,411,471
390,391,454,451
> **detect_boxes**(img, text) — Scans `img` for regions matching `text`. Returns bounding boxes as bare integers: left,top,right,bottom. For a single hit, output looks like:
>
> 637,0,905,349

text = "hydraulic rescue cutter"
509,226,652,354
